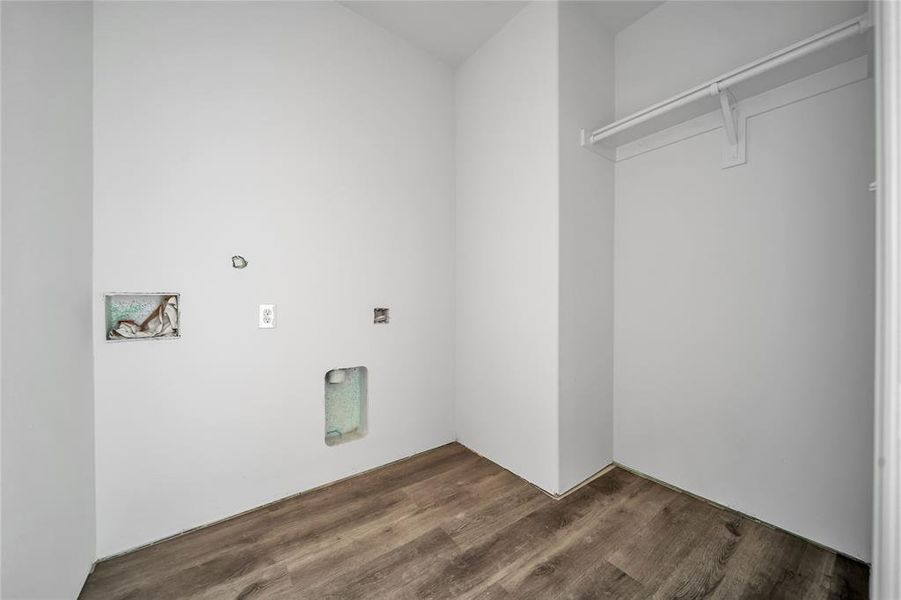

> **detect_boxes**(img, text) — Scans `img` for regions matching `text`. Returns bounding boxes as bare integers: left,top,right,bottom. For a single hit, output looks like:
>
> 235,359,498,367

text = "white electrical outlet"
259,304,276,328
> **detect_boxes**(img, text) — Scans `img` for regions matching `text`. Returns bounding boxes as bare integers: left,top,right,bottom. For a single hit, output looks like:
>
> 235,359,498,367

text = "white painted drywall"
1,4,4,593
614,1,874,561
454,1,561,493
93,1,455,557
557,2,615,493
1,2,96,596
339,1,529,66
615,1,869,119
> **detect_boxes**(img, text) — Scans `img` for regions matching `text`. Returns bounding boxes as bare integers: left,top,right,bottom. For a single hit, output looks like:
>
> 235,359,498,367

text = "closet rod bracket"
717,89,747,168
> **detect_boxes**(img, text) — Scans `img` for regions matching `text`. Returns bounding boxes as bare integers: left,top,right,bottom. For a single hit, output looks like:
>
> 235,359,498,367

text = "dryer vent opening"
324,367,368,446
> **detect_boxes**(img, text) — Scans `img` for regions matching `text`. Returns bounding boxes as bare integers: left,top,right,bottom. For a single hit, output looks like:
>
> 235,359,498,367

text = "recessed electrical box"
373,307,389,324
324,366,368,446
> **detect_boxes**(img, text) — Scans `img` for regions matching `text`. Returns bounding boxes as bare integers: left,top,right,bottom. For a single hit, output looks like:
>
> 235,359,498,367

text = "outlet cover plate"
259,304,276,328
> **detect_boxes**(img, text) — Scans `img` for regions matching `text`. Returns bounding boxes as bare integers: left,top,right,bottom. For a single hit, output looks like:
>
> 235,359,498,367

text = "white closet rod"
589,12,871,145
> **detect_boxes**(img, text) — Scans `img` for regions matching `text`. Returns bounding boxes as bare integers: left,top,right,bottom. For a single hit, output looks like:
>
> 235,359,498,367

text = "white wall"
1,2,96,596
455,2,561,493
93,1,455,557
1,5,5,593
0,0,871,570
614,1,874,560
615,1,868,118
557,2,615,492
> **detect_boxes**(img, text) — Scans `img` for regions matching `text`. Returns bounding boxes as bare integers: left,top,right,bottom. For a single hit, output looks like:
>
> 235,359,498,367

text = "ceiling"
340,1,665,67
583,1,664,34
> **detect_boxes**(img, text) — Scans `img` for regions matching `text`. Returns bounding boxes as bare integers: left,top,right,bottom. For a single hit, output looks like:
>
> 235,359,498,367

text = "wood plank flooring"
79,443,868,599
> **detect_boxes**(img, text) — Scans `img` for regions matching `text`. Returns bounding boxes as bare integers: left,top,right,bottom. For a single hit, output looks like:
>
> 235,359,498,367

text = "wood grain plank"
414,468,647,599
708,520,808,600
823,553,869,600
607,491,715,589
79,444,868,600
650,506,744,599
496,478,669,597
442,475,550,550
465,584,515,600
288,457,510,590
300,528,459,600
760,544,837,600
562,562,647,600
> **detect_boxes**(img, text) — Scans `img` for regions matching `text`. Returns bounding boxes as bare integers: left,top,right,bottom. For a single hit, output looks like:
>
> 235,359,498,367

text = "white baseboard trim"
94,439,457,563
546,464,618,500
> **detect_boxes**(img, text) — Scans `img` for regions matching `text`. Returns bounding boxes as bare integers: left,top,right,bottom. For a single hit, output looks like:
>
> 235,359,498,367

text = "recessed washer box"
104,293,180,342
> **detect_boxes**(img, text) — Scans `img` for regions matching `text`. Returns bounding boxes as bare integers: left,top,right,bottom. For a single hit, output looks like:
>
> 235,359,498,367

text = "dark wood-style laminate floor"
80,443,868,599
